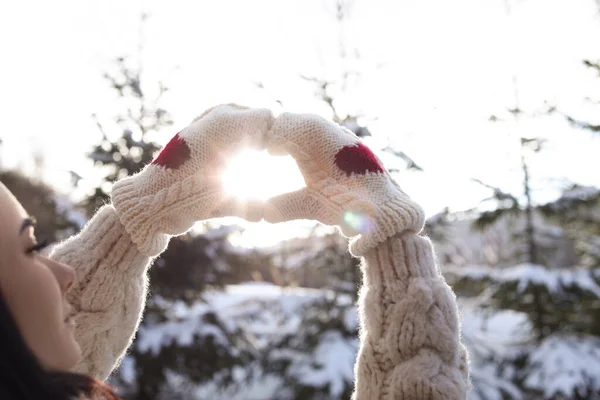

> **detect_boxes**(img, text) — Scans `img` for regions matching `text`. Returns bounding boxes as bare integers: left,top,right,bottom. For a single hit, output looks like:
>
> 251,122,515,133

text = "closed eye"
26,239,49,255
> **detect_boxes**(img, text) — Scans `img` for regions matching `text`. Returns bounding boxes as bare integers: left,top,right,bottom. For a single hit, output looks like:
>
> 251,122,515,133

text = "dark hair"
0,288,121,400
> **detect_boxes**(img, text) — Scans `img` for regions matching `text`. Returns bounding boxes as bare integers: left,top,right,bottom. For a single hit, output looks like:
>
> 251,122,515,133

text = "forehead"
0,183,30,277
0,183,28,237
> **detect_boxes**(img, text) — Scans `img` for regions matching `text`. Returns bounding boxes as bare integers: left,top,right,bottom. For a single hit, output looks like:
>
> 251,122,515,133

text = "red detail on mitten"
151,132,191,169
334,143,384,177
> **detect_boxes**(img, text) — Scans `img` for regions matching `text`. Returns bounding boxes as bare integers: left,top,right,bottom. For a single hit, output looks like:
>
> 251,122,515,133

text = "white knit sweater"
49,106,469,399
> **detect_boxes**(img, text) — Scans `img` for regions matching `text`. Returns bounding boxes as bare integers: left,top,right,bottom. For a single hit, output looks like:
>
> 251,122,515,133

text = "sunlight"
222,149,306,201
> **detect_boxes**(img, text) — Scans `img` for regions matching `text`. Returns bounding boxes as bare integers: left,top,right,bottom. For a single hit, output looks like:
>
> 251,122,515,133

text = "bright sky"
1,0,599,247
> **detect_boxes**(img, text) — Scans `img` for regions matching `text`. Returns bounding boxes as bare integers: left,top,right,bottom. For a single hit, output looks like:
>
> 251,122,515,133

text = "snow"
430,208,593,269
445,264,494,281
446,263,600,298
524,335,600,398
193,366,282,400
560,185,600,200
343,307,358,331
119,278,600,399
469,364,523,400
459,301,530,400
499,264,567,293
497,264,600,297
455,264,600,399
143,283,518,398
117,356,136,385
291,331,358,398
460,298,531,358
556,267,600,296
136,300,230,356
154,282,358,398
206,282,327,317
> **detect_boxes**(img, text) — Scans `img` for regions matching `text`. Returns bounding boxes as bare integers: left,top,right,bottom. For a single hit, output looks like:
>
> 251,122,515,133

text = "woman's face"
0,183,81,371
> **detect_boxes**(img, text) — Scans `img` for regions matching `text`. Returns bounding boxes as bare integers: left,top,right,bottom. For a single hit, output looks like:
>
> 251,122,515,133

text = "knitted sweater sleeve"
50,205,150,380
352,230,470,400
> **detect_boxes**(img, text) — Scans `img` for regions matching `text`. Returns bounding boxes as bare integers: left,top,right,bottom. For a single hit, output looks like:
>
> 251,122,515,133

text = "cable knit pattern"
49,205,150,381
112,104,274,256
264,113,425,257
354,231,469,399
263,112,469,398
39,106,468,400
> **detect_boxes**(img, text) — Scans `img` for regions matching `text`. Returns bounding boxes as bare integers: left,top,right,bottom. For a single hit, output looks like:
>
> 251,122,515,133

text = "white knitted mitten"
264,112,425,256
112,104,274,256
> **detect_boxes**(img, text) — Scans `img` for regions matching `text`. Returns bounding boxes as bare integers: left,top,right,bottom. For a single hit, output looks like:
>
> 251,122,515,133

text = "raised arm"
264,113,470,399
50,205,149,380
353,231,469,399
50,105,274,380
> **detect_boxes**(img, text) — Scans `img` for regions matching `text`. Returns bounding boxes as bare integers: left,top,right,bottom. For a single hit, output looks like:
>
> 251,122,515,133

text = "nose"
45,257,76,294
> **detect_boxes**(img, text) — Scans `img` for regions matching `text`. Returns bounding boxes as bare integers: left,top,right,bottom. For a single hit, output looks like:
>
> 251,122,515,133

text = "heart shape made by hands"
147,119,387,221
222,150,306,200
150,133,385,199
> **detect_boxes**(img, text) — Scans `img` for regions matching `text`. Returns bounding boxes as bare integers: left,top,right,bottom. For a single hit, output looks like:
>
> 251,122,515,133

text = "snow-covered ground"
200,283,358,399
112,281,600,399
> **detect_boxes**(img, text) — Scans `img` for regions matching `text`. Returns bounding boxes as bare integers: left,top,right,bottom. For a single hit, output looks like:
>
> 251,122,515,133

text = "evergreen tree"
262,295,357,400
85,56,167,214
539,185,600,269
546,58,600,268
446,74,600,398
562,59,600,135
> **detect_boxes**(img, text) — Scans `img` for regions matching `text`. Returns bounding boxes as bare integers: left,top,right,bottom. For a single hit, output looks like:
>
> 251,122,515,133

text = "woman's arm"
50,205,150,380
353,230,469,399
48,105,274,381
263,112,470,399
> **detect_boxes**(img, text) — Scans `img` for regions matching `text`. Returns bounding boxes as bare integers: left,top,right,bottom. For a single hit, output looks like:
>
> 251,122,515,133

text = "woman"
0,104,469,399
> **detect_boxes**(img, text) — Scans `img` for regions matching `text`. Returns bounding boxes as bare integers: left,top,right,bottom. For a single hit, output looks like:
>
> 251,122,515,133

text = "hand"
263,112,425,256
112,104,274,256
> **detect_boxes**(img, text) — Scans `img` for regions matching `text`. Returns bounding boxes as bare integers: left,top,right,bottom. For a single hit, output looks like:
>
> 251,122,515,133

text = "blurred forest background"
1,0,600,399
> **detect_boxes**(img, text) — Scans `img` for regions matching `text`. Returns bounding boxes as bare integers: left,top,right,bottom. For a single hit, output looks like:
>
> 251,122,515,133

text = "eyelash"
26,239,49,255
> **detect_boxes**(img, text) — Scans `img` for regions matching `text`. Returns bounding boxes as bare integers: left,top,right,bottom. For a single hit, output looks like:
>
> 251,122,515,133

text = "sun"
222,149,306,201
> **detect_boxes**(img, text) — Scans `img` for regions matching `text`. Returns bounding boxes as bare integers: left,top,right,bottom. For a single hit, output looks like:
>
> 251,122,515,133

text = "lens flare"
343,211,373,234
222,150,305,201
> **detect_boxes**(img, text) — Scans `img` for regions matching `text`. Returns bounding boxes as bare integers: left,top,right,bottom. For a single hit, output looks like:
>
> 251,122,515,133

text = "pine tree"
85,56,167,214
561,59,600,135
262,295,357,399
546,58,600,268
539,185,600,269
447,75,600,398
